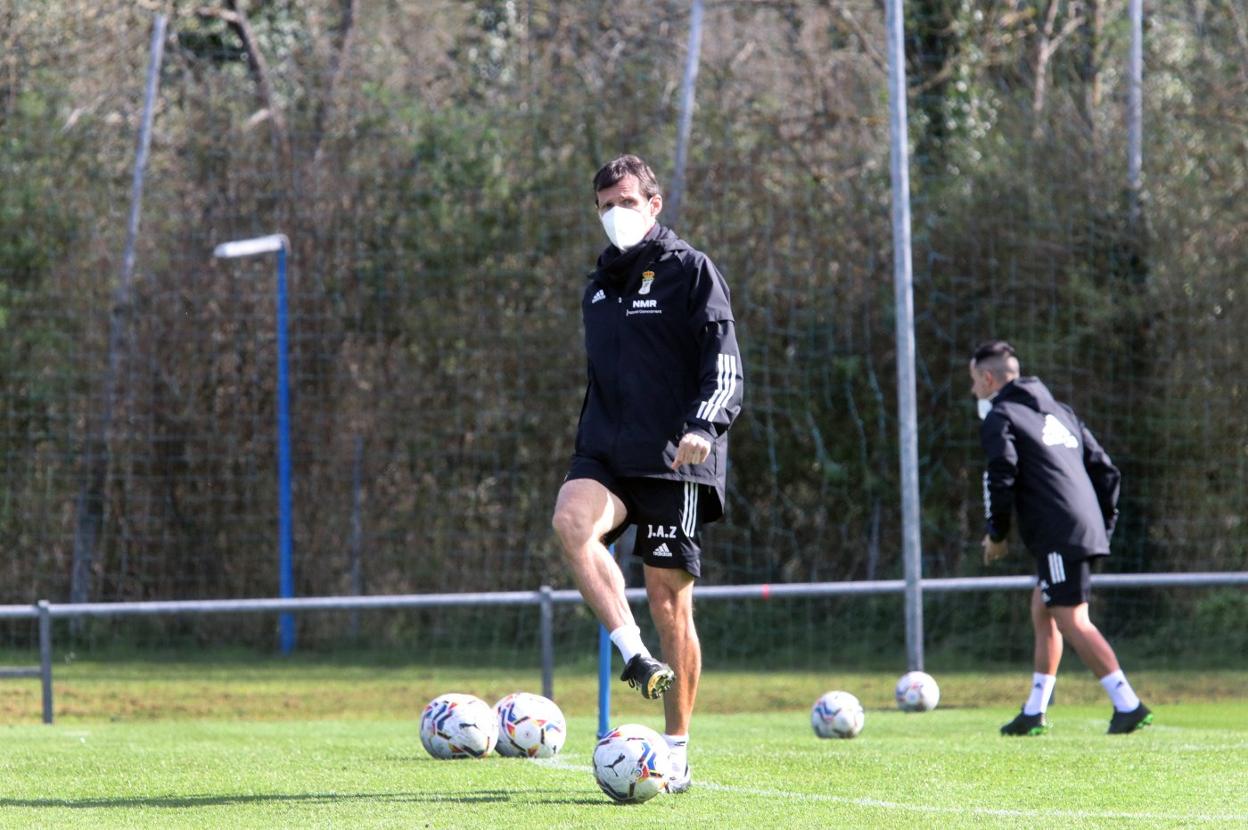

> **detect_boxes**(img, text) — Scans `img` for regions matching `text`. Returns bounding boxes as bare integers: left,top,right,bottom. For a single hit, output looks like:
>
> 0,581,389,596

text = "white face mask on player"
600,206,649,251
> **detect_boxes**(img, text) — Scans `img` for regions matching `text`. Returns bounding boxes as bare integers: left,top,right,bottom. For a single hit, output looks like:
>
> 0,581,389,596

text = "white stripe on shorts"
682,482,698,538
1048,552,1066,584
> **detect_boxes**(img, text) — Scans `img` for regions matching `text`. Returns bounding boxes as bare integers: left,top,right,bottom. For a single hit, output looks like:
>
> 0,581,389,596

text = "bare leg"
551,478,633,632
644,565,700,735
1031,586,1062,674
1049,603,1120,678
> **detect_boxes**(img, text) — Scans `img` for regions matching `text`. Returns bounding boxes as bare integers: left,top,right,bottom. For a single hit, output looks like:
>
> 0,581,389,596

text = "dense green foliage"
0,2,1243,645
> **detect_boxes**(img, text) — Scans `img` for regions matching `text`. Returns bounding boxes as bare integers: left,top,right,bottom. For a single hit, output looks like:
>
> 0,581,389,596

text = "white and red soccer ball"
895,670,941,712
493,692,566,759
591,723,672,804
419,693,498,759
811,690,865,739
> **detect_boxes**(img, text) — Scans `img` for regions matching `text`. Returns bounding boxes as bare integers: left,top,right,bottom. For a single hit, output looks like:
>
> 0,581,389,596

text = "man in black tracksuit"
971,340,1152,736
552,155,744,793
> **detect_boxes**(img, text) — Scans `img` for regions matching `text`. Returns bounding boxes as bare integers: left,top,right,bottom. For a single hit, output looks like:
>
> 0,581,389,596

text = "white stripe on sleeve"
697,354,738,422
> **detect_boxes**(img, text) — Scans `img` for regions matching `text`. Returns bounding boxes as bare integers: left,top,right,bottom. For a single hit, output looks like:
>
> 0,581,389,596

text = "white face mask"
600,206,649,251
977,398,993,420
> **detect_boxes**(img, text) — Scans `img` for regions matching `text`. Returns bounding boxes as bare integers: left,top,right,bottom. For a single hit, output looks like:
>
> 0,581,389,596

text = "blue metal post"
596,543,615,738
212,234,295,655
597,622,611,738
275,245,295,654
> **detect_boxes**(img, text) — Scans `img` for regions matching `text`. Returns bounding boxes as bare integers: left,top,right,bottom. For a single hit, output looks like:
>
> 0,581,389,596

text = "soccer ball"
419,693,498,759
895,671,940,712
591,723,671,804
811,691,865,739
493,692,567,758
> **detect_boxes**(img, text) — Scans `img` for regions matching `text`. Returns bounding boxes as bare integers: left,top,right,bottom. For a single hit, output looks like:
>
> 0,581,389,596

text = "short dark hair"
593,154,661,202
972,340,1017,365
971,340,1021,378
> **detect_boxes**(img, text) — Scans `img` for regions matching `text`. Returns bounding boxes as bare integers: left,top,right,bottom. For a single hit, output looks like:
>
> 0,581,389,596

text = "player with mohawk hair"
971,340,1152,736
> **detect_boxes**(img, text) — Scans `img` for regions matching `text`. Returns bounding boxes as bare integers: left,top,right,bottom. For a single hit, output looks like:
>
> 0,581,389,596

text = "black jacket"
980,377,1120,558
575,223,744,515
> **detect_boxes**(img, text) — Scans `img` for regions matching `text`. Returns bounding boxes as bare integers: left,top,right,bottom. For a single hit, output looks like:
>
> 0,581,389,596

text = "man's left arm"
672,257,744,469
685,319,744,438
1081,420,1121,536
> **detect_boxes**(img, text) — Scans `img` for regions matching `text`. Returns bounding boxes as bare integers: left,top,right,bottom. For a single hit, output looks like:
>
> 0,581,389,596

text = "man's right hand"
670,431,712,469
982,535,1008,565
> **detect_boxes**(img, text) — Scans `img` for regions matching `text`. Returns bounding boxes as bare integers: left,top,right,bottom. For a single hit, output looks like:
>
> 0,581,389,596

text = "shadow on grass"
0,789,609,810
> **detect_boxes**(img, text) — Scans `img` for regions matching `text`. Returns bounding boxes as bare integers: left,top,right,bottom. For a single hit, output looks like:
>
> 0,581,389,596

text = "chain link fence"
1,1,1245,656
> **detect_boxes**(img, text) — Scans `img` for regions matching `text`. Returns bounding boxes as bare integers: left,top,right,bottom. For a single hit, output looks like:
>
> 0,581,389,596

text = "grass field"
1,659,1246,828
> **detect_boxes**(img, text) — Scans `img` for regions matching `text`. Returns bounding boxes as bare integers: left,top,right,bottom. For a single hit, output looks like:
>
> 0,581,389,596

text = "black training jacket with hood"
979,377,1120,558
575,223,744,517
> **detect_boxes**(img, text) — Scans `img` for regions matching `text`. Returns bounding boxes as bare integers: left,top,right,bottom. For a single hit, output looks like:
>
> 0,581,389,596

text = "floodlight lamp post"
213,234,296,655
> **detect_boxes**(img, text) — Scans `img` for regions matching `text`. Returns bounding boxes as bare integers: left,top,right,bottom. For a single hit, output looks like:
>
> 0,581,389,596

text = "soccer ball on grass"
811,690,865,739
895,671,940,712
592,723,671,804
419,693,498,759
493,692,566,758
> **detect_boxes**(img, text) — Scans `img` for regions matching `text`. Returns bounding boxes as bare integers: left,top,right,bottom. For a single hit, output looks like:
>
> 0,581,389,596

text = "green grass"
0,661,1245,828
4,650,1246,721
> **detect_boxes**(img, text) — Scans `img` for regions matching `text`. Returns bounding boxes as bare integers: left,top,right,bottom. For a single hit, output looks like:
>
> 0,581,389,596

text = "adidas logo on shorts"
653,543,673,558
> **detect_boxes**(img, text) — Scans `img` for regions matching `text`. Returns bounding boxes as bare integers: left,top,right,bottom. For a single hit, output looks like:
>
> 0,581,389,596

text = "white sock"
1099,669,1141,712
609,625,649,664
664,734,688,772
1023,673,1057,716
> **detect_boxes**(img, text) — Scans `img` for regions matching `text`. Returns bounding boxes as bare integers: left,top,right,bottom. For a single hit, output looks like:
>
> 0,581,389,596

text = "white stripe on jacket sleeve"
696,354,738,422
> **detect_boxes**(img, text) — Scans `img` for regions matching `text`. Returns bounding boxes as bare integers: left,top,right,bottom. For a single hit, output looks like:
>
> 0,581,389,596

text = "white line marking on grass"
538,759,1248,824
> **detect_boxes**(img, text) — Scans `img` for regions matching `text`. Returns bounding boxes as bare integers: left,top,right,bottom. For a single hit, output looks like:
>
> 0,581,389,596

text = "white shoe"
668,761,692,794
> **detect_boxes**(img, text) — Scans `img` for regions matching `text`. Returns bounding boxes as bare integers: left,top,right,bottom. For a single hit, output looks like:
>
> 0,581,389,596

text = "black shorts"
1035,551,1093,607
565,455,709,578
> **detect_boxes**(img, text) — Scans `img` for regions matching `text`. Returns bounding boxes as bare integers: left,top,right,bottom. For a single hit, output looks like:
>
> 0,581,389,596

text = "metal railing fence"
3,571,1245,725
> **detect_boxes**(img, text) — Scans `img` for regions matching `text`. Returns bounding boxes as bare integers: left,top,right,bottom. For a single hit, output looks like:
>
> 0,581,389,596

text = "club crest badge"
639,270,655,295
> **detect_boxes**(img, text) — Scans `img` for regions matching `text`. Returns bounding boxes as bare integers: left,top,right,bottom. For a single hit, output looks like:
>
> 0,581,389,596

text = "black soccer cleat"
619,654,675,700
1000,709,1050,736
1107,703,1153,735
